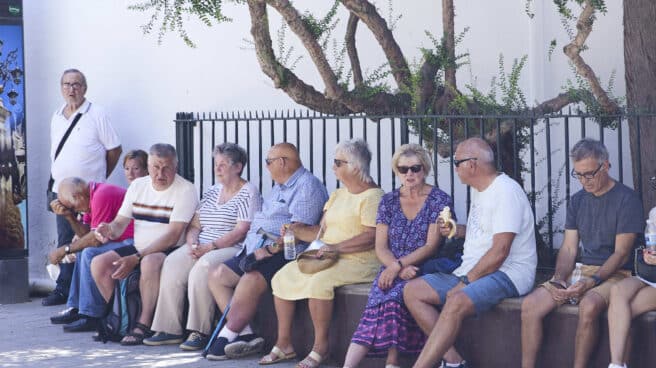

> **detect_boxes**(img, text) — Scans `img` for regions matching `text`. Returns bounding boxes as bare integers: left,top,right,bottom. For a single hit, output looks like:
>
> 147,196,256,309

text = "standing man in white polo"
44,69,122,306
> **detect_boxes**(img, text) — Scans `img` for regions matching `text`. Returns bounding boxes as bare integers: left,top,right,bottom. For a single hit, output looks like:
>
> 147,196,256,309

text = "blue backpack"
97,269,141,343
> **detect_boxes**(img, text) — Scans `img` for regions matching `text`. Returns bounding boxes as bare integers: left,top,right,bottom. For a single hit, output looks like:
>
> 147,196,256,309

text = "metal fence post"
175,112,196,182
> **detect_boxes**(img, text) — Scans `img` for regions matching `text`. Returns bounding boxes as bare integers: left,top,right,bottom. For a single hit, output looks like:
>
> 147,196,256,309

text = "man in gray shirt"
521,138,644,368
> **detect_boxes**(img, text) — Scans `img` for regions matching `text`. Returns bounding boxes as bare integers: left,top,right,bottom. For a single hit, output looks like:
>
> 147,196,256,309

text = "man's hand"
446,280,466,299
50,199,74,217
553,278,593,302
111,255,139,280
398,265,419,280
189,243,213,259
378,262,401,290
48,247,65,265
95,223,112,244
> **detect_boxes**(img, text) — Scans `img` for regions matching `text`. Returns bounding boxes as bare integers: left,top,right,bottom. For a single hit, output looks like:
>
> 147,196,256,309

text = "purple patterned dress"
350,186,453,356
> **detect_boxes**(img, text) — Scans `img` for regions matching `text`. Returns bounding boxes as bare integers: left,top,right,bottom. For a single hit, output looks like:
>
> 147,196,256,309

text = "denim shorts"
422,270,519,315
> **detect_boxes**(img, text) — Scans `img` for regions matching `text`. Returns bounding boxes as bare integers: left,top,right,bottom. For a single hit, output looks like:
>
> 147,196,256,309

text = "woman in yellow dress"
259,139,383,368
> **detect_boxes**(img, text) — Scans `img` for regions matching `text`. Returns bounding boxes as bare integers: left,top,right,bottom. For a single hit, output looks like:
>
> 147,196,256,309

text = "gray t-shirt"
565,181,644,268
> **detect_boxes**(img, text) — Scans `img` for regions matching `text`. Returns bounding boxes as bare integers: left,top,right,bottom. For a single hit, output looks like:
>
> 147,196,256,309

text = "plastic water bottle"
568,262,583,304
645,219,656,253
283,225,297,260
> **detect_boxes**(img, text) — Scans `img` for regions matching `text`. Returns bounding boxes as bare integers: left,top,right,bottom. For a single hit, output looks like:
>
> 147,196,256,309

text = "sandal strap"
307,350,322,362
134,322,150,333
270,346,286,359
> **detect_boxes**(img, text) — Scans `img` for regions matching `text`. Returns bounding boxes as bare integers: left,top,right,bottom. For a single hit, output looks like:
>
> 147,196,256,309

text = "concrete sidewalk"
0,298,309,368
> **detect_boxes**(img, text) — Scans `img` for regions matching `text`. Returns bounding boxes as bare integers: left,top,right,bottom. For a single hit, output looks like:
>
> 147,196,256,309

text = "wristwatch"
590,275,602,287
459,275,470,285
64,245,71,255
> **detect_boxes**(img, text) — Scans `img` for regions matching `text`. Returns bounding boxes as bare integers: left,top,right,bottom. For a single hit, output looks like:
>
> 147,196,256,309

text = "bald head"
57,177,89,211
267,143,302,183
458,138,495,166
271,143,301,168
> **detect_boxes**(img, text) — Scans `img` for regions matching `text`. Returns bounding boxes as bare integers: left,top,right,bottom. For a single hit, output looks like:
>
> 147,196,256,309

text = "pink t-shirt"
82,182,134,240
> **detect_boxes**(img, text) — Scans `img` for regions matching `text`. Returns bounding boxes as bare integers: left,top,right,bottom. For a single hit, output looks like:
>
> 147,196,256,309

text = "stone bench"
253,283,656,368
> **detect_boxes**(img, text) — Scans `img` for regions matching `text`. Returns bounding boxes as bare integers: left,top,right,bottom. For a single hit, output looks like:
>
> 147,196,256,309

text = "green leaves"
128,0,237,47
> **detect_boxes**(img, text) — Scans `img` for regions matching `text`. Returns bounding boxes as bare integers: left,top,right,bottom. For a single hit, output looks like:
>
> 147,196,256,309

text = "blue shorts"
422,270,519,315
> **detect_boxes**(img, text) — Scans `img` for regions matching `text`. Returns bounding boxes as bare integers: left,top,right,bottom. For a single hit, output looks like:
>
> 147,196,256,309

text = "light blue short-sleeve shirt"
241,167,328,255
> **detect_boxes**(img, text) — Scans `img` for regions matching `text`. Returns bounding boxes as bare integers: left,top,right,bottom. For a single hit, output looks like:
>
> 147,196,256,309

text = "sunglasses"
334,159,349,168
453,157,477,167
265,156,286,166
397,164,423,174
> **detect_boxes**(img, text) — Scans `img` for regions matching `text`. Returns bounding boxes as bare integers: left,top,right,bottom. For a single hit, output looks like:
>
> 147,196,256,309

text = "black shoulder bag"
46,112,83,211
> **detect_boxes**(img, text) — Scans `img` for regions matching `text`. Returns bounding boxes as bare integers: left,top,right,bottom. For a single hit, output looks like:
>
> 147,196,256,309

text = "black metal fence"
175,110,655,265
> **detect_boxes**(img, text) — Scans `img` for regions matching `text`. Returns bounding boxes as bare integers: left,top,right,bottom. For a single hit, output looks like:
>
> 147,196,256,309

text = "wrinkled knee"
140,253,165,279
578,296,604,323
442,291,472,319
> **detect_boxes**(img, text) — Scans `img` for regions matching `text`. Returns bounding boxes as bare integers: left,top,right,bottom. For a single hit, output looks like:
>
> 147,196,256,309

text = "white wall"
23,0,624,280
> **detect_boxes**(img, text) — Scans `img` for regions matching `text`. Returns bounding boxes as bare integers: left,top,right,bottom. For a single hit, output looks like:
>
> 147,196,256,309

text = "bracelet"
264,245,274,255
397,259,403,269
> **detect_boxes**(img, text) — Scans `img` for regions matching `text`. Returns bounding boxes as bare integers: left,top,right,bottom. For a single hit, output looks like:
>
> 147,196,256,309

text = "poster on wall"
0,0,26,257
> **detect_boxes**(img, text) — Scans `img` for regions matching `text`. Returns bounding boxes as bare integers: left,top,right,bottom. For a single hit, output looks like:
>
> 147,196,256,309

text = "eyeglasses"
61,82,83,90
453,157,477,167
397,164,423,174
333,159,349,168
571,163,603,181
265,156,286,166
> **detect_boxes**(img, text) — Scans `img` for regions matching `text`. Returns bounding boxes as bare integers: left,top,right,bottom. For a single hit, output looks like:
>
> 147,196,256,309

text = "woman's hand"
189,243,214,259
644,249,656,265
398,265,419,280
316,243,338,258
378,262,401,291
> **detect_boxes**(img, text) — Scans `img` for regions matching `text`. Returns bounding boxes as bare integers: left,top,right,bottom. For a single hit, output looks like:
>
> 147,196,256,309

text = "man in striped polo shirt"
92,143,199,345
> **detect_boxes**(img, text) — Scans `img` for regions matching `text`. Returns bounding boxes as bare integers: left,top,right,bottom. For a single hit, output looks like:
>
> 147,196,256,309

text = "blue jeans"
67,239,133,318
54,199,75,296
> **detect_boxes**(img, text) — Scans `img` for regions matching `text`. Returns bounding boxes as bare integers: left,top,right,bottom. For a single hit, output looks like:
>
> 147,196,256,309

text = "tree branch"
266,0,343,100
531,90,592,115
340,0,411,92
442,0,456,89
345,12,364,88
416,54,441,114
563,0,620,114
246,0,350,114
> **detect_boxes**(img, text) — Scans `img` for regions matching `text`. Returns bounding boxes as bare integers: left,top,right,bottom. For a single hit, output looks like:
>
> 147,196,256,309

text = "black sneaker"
224,334,265,358
42,291,67,306
206,337,230,361
50,307,79,324
63,317,98,332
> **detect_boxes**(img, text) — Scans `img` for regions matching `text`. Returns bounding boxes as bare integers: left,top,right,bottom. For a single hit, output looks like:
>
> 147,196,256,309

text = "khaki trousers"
151,244,239,335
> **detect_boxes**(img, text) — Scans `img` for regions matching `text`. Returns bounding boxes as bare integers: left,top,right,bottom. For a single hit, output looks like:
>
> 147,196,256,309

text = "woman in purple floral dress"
343,144,454,368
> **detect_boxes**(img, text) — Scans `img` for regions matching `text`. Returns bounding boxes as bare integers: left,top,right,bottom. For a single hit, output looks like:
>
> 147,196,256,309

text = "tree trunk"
624,0,656,217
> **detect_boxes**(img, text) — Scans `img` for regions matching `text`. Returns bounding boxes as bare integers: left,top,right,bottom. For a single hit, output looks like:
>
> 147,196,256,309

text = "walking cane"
202,301,231,357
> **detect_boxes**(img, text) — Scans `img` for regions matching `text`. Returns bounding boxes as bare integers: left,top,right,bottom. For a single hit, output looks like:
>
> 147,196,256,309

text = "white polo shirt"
50,99,120,193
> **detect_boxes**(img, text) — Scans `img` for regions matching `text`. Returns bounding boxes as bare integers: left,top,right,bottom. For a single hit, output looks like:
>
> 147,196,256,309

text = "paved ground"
0,297,308,368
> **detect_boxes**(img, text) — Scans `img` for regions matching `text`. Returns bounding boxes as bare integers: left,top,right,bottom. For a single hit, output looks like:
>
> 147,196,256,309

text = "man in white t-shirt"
92,143,199,345
44,69,123,307
404,138,537,368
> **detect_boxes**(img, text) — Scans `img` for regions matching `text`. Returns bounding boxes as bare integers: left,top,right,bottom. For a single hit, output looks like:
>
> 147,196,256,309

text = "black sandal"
120,323,151,346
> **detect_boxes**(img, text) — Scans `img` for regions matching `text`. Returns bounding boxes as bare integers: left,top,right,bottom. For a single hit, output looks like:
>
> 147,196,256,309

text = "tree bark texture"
624,0,656,216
